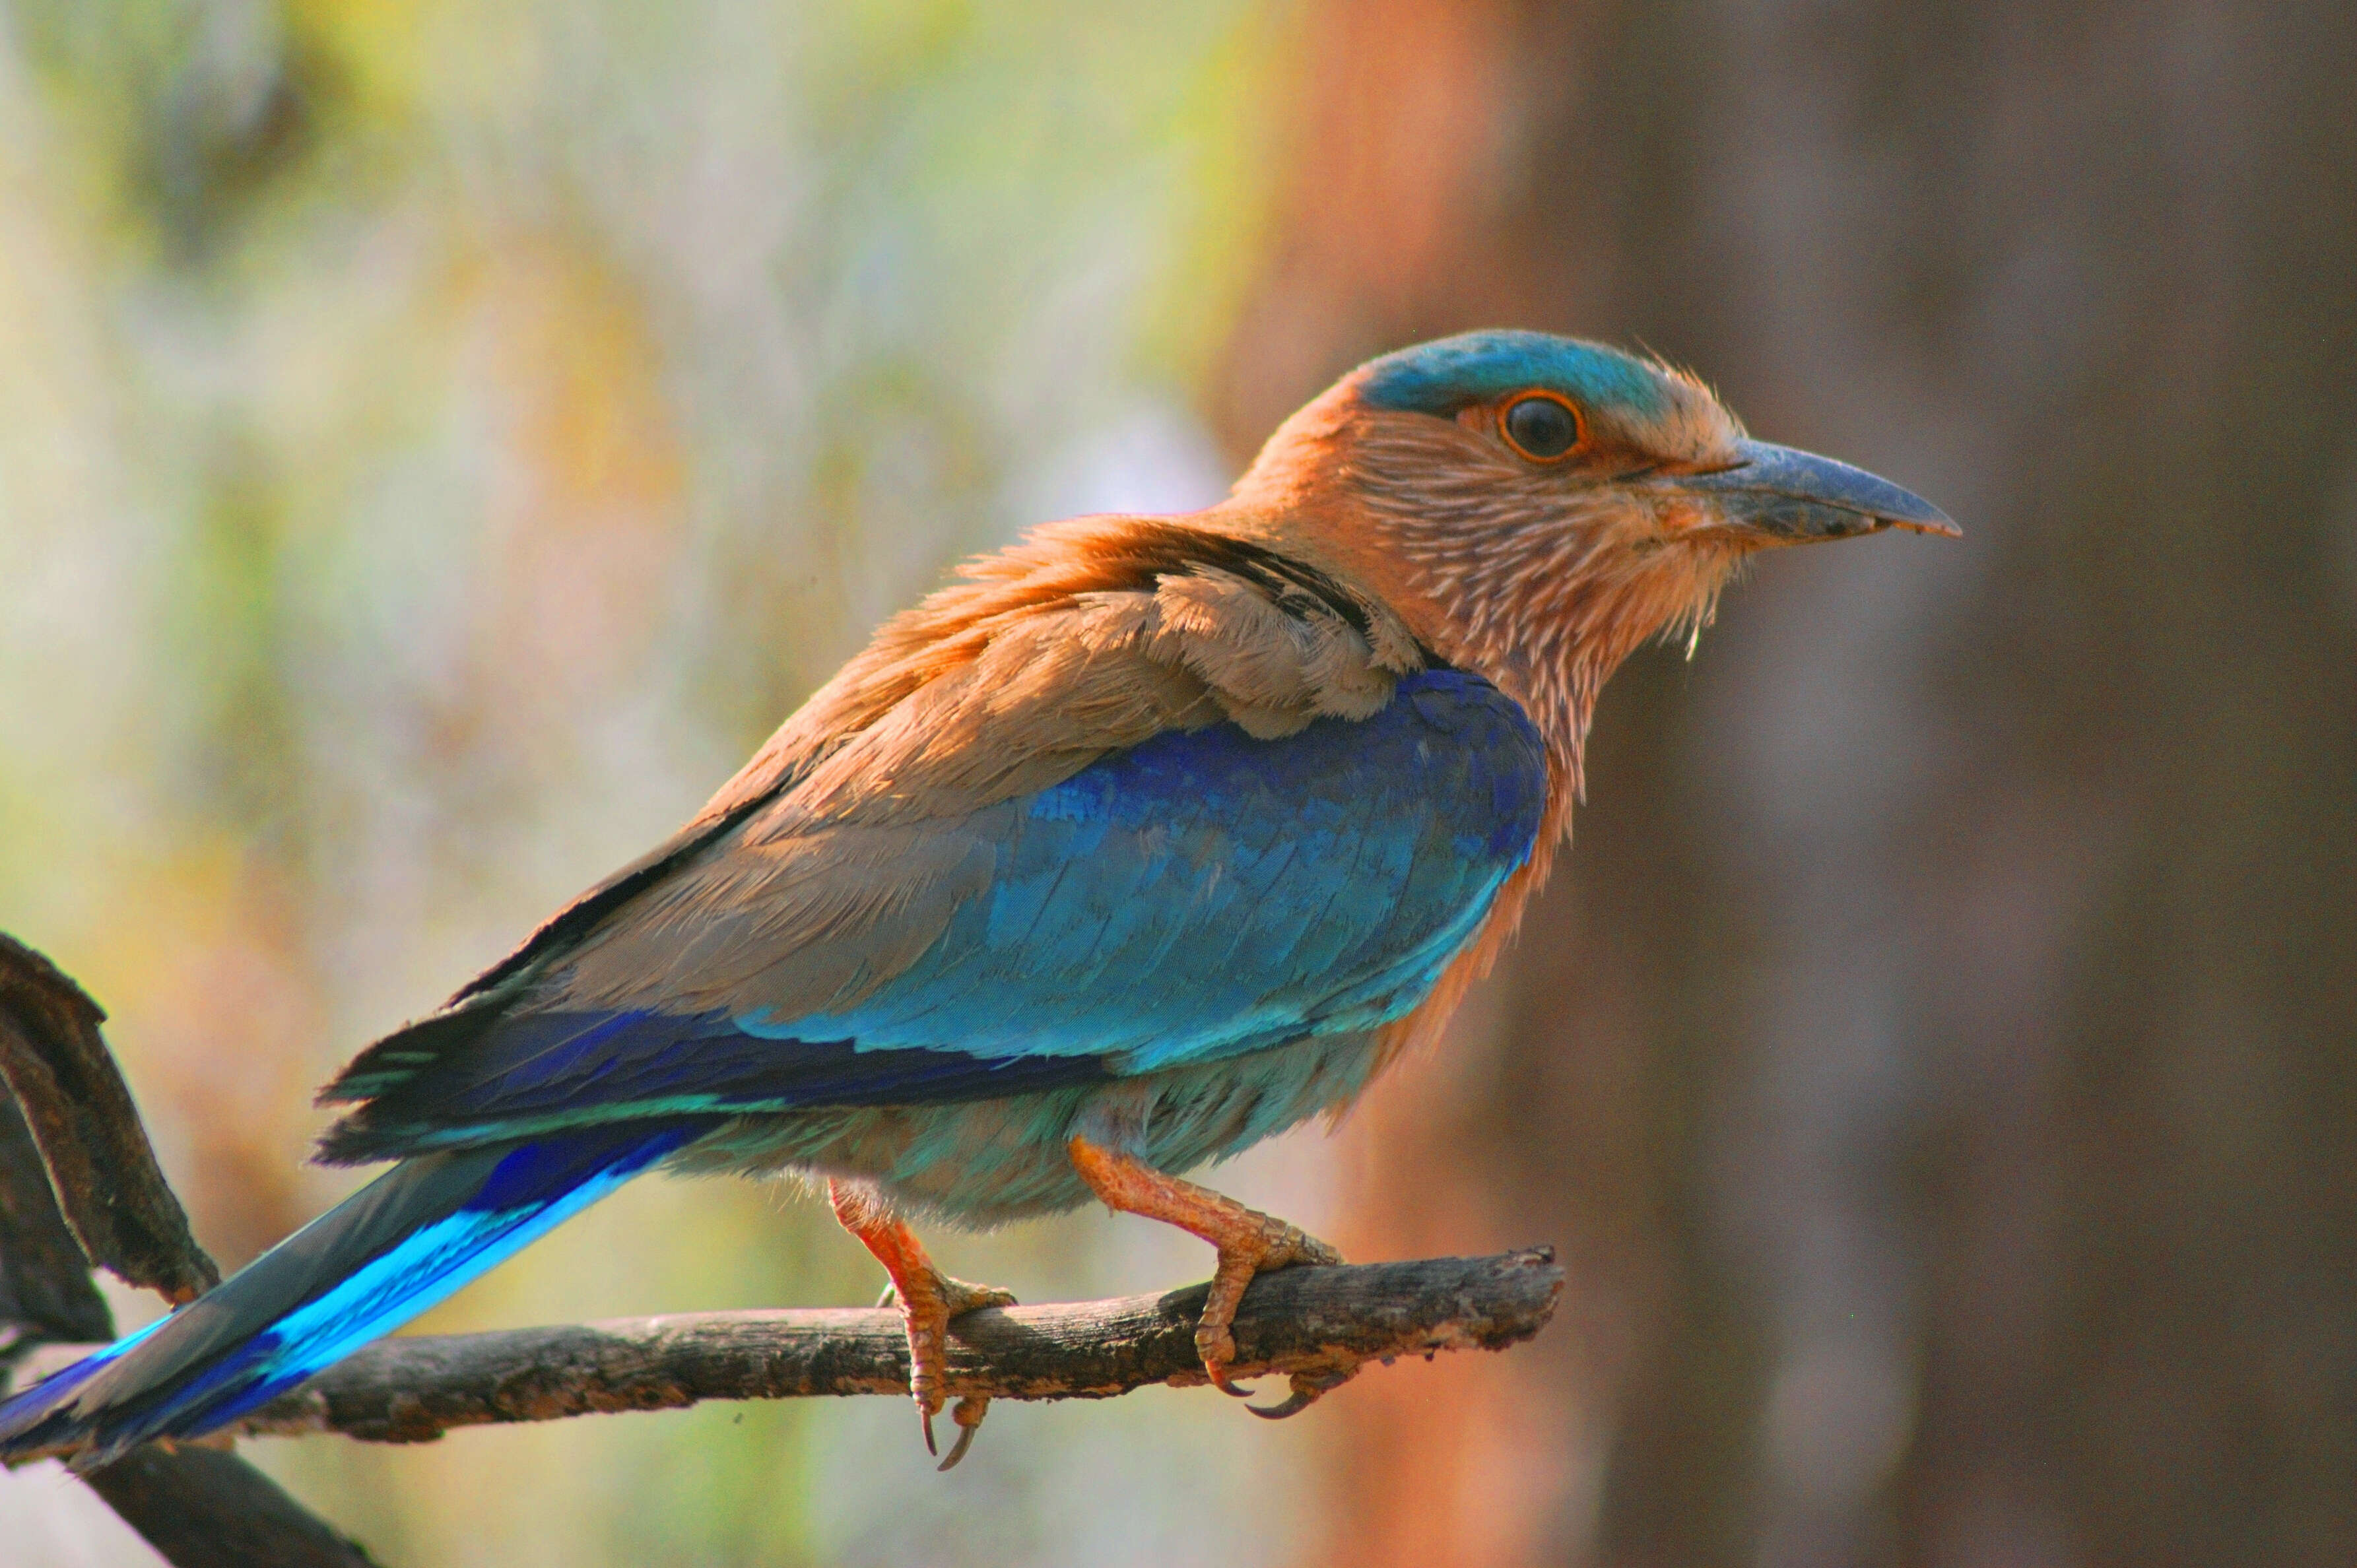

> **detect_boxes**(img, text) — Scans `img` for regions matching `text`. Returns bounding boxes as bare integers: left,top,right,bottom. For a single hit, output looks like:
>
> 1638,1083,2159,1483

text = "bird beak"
1673,438,1959,542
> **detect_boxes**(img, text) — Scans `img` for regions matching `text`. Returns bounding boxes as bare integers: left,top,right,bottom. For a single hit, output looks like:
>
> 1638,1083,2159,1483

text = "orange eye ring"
1498,391,1583,463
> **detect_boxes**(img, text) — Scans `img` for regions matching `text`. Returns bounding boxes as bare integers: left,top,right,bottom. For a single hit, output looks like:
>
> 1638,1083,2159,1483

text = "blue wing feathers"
773,669,1543,1072
323,669,1544,1156
327,1014,1112,1157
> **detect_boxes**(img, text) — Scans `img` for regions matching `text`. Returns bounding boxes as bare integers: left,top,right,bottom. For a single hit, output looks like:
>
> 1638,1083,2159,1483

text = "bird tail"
0,1119,711,1469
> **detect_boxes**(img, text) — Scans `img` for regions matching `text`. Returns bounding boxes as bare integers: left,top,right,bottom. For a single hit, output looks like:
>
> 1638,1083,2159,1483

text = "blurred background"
0,0,2351,1563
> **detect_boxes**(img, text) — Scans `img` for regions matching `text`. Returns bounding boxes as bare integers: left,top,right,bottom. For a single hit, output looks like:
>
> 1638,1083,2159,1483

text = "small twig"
0,934,218,1303
0,1092,114,1351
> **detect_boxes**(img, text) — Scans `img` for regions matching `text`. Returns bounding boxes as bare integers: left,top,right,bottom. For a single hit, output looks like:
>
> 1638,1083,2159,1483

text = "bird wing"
319,525,1546,1162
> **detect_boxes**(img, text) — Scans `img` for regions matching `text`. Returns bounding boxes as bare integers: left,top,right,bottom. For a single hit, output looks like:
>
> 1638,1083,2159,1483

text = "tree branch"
0,934,218,1305
4,1249,1564,1453
82,1447,382,1568
240,1247,1562,1443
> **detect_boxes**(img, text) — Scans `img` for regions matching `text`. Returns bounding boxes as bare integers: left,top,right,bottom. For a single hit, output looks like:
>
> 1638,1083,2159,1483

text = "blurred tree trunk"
1212,3,2357,1566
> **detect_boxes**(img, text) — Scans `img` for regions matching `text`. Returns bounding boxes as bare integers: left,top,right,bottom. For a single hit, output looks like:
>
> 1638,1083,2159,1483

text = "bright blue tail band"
0,1119,713,1467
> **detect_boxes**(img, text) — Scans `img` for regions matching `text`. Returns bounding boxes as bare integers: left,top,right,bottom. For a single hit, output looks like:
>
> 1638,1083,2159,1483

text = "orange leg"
827,1179,1014,1470
1067,1135,1343,1394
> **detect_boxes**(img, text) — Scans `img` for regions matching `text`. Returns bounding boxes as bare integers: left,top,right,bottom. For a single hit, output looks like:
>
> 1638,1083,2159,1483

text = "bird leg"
826,1179,1014,1470
1065,1135,1343,1398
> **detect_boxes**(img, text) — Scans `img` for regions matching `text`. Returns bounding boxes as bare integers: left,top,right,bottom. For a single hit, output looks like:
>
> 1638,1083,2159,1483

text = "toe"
1266,1222,1343,1271
1292,1235,1344,1268
938,1275,1017,1316
1195,1321,1240,1374
1197,1332,1247,1393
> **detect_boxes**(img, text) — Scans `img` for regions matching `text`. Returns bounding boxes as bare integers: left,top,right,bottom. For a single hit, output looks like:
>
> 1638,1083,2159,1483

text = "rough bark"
0,1092,115,1350
45,1249,1559,1447
0,933,220,1305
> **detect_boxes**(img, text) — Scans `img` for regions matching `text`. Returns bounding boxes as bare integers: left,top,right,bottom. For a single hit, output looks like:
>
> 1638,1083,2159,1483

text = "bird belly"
671,1029,1388,1225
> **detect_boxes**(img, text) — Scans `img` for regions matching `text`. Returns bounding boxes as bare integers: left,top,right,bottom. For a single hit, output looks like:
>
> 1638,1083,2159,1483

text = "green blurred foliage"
0,1,1326,1562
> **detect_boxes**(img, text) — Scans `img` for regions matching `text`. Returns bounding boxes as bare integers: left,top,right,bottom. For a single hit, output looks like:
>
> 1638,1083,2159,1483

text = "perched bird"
0,331,1952,1472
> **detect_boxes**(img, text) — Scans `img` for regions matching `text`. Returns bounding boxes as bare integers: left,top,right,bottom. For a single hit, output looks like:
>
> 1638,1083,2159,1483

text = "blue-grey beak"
1676,438,1958,541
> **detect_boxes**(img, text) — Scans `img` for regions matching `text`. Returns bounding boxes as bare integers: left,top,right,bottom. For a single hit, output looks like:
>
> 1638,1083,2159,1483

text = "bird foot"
828,1179,1014,1468
1198,1213,1342,1392
894,1264,1016,1464
1065,1135,1344,1395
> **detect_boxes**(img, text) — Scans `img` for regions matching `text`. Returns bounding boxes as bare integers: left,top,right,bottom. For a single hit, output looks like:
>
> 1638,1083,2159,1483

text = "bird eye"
1501,395,1581,461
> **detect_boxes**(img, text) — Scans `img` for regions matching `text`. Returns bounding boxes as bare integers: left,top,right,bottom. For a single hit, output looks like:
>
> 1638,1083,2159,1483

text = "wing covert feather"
320,526,1543,1161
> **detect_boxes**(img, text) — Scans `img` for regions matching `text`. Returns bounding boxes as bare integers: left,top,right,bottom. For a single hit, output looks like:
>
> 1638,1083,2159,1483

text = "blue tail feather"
0,1119,712,1468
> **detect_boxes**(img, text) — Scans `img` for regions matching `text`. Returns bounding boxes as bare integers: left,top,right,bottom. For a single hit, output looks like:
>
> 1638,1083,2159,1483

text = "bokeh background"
1,1,2352,1564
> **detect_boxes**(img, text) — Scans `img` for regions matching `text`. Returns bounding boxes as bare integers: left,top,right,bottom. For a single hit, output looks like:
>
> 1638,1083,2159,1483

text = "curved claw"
1211,1371,1256,1398
919,1405,938,1458
1245,1369,1346,1420
1246,1388,1317,1420
935,1397,989,1472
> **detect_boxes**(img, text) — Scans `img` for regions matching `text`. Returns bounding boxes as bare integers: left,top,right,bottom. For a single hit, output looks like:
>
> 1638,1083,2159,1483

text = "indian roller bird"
0,331,1952,1472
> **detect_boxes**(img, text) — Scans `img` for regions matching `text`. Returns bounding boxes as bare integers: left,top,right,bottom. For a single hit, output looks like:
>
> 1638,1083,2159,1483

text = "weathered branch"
0,934,218,1304
0,1092,114,1352
82,1447,382,1568
230,1247,1563,1443
4,1249,1564,1454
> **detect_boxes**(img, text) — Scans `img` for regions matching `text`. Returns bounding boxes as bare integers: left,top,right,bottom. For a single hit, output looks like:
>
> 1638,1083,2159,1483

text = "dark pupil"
1506,397,1576,458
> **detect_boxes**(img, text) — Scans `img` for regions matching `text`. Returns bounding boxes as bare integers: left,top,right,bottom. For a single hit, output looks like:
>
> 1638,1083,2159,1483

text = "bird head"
1222,329,1956,777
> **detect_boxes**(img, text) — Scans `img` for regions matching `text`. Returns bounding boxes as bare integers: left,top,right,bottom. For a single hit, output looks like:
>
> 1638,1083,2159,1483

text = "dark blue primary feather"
350,1012,1117,1136
324,669,1547,1158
